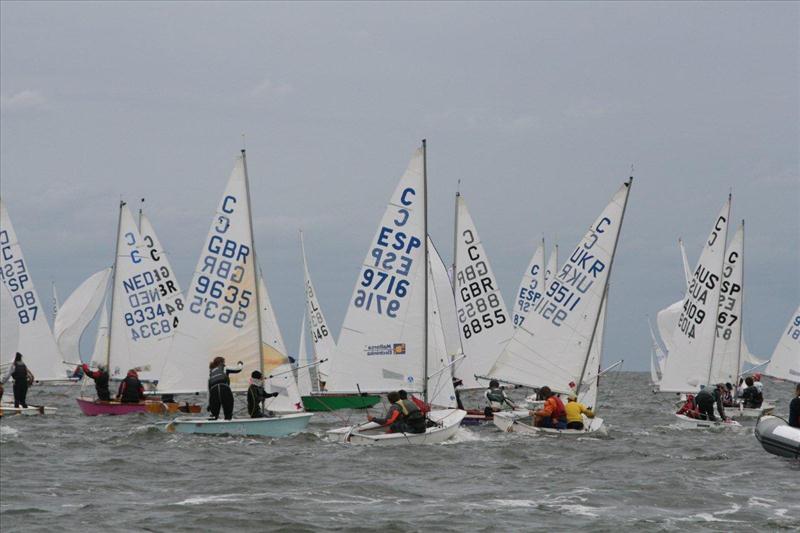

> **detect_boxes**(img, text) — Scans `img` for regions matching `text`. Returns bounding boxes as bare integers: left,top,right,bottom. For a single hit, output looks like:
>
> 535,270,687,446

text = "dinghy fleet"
1,142,798,454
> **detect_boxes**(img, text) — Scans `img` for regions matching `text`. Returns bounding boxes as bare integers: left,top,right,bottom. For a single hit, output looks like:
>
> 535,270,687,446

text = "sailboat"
486,178,633,435
74,202,188,415
327,142,466,445
161,151,311,437
658,197,743,428
763,304,800,383
0,199,70,382
298,231,380,411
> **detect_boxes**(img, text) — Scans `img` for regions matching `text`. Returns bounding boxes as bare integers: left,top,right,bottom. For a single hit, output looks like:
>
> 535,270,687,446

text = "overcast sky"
1,1,798,371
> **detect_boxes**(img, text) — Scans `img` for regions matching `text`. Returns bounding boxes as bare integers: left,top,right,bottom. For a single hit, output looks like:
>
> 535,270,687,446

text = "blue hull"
165,413,313,437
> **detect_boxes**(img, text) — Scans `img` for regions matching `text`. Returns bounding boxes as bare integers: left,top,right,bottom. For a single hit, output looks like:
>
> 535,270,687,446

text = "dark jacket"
247,383,278,417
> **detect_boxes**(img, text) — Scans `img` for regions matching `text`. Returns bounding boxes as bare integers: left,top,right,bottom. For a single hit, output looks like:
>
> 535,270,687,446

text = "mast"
705,192,732,386
735,220,745,386
241,149,266,374
422,139,429,404
451,182,459,298
575,177,632,394
106,200,125,368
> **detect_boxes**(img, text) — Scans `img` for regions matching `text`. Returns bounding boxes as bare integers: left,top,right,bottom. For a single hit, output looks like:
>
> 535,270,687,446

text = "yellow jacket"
565,401,594,423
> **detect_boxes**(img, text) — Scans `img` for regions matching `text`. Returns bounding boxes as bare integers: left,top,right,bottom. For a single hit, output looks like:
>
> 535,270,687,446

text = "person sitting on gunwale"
532,386,567,429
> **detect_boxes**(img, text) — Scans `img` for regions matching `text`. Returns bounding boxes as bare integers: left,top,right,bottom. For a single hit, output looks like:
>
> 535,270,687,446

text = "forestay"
708,222,744,385
160,155,262,393
54,268,111,364
328,148,427,394
0,199,66,380
765,304,800,382
300,231,334,382
489,180,632,394
659,196,731,392
452,194,513,389
512,238,545,328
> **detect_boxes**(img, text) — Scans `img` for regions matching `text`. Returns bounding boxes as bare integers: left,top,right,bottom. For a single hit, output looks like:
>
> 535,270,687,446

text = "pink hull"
76,398,148,416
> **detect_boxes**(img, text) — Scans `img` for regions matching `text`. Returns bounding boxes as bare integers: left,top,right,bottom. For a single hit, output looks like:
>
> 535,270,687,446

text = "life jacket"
12,362,28,383
549,395,566,422
120,376,142,402
208,366,229,388
396,399,426,432
94,371,110,394
486,387,506,404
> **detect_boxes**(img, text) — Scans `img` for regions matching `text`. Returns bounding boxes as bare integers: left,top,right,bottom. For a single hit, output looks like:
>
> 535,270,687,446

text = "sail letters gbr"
188,194,253,328
354,186,421,319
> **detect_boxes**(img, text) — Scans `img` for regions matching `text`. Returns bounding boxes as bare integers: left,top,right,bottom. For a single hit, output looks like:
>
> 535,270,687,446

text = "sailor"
676,394,699,418
247,370,279,418
398,389,429,414
368,391,426,434
117,369,145,403
740,377,763,408
81,362,111,401
485,379,516,415
2,353,32,408
452,377,465,410
208,357,244,420
695,384,727,421
564,393,595,430
789,383,799,428
722,383,735,407
752,373,764,394
532,386,567,429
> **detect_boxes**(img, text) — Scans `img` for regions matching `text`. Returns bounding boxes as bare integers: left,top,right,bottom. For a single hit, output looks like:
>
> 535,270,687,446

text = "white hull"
0,403,58,416
673,413,742,429
493,409,604,435
164,413,313,437
327,409,466,445
728,402,775,419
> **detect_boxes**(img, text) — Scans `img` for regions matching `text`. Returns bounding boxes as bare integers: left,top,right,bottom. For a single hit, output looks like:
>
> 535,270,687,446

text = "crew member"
532,386,566,429
695,384,727,421
208,357,243,420
117,369,145,403
81,363,111,401
741,377,763,408
2,353,32,408
247,371,279,418
368,391,426,434
452,377,465,410
485,379,516,416
398,389,430,414
676,394,699,418
789,383,799,428
752,373,764,394
564,393,595,430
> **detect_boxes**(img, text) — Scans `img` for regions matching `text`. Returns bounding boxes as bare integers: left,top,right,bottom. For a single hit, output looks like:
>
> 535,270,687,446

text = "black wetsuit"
247,384,278,418
11,362,29,408
696,389,725,421
789,396,800,428
83,366,110,401
208,365,242,420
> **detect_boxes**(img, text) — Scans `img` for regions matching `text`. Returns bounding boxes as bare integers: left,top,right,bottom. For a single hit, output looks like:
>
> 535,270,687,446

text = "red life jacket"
547,395,566,422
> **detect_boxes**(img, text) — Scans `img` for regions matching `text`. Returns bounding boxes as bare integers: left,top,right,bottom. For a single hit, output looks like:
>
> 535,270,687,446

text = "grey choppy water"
1,373,797,532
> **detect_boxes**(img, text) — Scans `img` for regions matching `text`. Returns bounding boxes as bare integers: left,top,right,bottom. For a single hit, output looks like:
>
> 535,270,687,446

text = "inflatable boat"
754,415,800,459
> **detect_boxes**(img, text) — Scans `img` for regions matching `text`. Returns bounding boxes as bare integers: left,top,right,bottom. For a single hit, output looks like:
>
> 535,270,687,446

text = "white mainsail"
489,180,632,394
300,231,334,382
53,268,111,365
90,302,110,366
0,199,66,380
328,148,427,394
427,241,458,409
452,193,513,389
159,154,263,394
764,304,800,382
708,222,744,385
296,315,313,397
107,205,180,381
512,238,545,328
1,282,20,365
659,196,731,392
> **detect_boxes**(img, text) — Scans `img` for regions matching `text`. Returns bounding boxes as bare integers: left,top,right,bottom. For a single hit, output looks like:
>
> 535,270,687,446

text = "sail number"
715,250,741,342
514,264,541,326
787,315,800,342
122,266,183,342
0,229,41,324
455,229,509,337
353,186,421,319
306,283,330,342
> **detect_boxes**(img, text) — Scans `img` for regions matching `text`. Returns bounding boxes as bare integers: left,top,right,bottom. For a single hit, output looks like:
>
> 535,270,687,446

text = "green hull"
301,394,381,412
